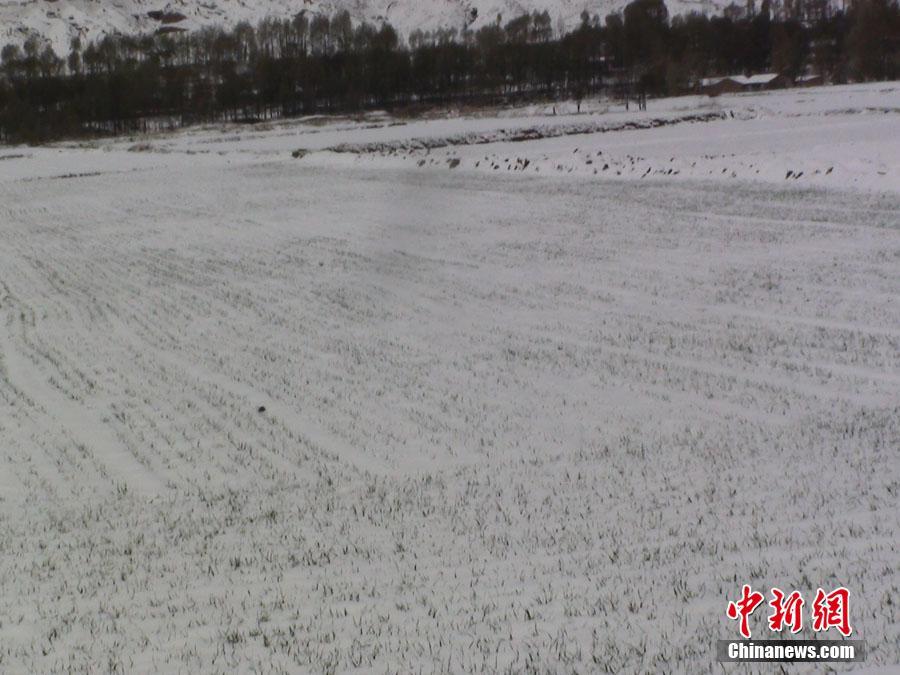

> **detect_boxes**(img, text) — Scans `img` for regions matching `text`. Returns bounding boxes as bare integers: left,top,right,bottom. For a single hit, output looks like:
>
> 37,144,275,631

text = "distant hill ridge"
1,0,722,55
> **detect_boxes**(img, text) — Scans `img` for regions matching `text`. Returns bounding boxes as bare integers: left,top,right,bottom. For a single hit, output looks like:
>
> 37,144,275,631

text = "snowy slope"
0,0,721,55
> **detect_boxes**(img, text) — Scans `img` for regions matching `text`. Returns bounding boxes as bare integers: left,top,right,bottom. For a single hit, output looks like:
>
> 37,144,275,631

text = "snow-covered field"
0,83,898,672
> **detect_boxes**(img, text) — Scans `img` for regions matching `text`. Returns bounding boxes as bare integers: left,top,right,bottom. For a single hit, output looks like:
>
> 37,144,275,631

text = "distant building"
736,73,792,90
700,76,745,96
700,73,792,96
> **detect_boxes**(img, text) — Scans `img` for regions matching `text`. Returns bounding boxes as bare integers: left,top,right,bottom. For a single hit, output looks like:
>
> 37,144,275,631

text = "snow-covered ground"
0,83,898,672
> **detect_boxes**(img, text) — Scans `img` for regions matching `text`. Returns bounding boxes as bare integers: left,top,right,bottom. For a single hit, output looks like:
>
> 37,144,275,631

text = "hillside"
1,0,720,55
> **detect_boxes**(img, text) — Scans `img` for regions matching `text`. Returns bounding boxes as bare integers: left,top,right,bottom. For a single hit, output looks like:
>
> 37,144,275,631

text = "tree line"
1,0,898,143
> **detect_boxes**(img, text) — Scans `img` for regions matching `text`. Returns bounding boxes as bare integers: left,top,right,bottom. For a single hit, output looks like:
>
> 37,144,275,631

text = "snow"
734,73,781,85
704,73,784,87
1,0,726,55
0,82,898,671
